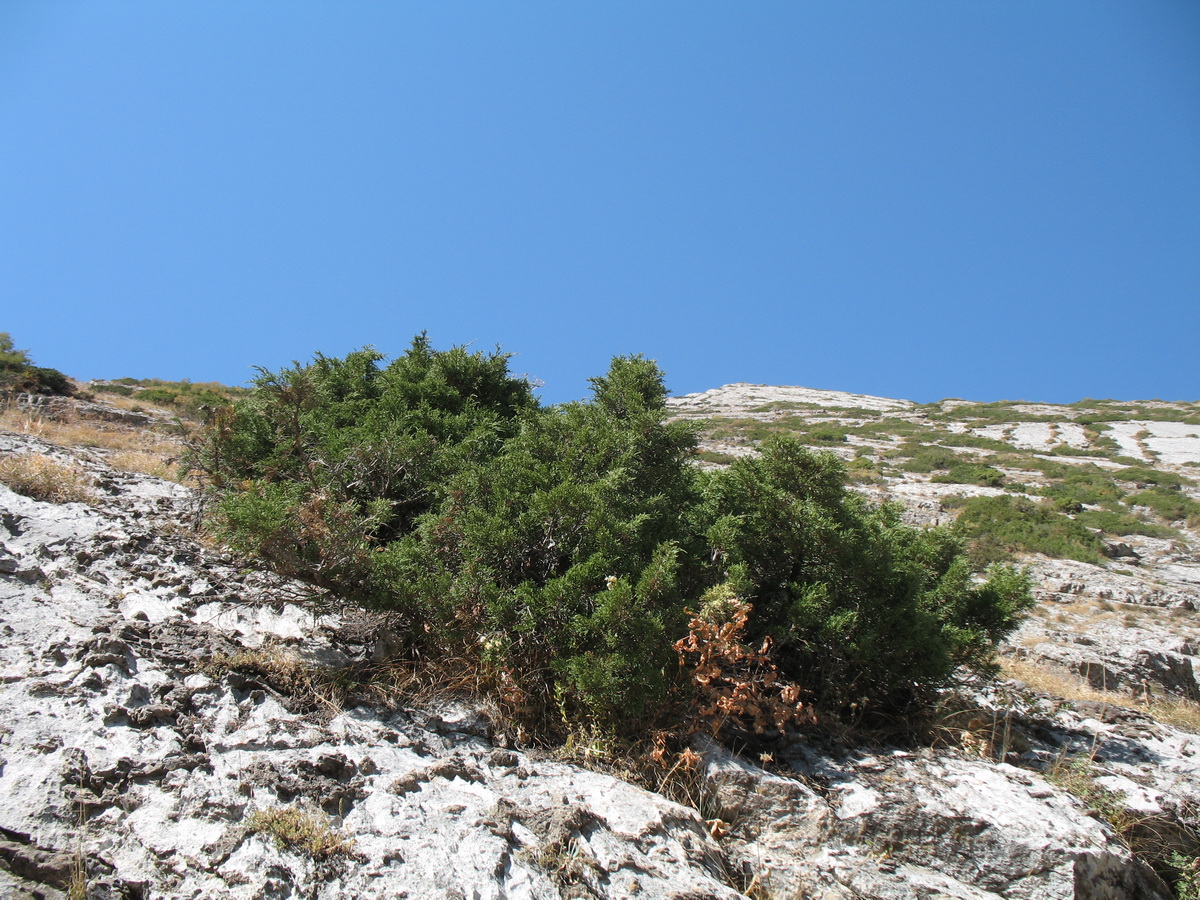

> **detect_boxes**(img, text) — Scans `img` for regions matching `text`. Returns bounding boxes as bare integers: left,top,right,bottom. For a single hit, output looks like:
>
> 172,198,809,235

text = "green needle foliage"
194,337,1032,737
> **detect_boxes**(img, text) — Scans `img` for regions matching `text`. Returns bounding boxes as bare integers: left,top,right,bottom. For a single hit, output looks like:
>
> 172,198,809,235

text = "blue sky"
2,2,1197,404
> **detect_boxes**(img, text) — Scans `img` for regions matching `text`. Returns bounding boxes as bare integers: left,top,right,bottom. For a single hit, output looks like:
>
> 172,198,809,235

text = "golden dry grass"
0,408,185,481
107,449,180,481
0,453,96,504
0,406,176,450
1001,656,1200,733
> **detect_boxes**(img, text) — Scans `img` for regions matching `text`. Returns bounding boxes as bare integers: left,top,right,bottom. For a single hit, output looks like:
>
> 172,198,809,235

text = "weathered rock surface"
667,383,914,418
703,737,1174,900
0,419,1195,899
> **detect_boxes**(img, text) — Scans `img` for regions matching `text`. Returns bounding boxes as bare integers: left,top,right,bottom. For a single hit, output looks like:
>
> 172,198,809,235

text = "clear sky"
2,2,1197,405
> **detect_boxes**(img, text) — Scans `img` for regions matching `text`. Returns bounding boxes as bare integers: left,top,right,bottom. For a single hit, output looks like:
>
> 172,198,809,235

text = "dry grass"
1,407,154,450
200,643,455,719
0,454,95,504
202,646,336,708
1001,657,1200,733
0,408,185,481
107,449,180,481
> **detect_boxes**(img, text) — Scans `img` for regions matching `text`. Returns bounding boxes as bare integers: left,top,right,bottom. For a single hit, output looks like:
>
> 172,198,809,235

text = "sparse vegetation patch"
0,454,95,504
247,805,355,859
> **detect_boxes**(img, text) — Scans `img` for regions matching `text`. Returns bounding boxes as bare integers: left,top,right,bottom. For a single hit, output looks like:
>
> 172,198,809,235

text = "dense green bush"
931,462,1005,487
699,439,1031,709
0,333,73,396
1127,488,1200,523
196,338,1033,736
951,495,1105,567
894,442,959,473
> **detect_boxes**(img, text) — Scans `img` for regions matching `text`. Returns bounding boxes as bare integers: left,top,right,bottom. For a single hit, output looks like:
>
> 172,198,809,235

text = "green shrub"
1036,466,1125,508
91,378,248,418
0,333,73,396
951,495,1105,567
1074,508,1177,539
1127,488,1200,523
931,462,1005,487
848,418,927,439
938,433,1018,453
1114,467,1193,489
92,383,135,397
895,443,960,473
136,387,179,405
696,449,738,465
803,425,848,443
196,339,1033,735
700,439,1032,710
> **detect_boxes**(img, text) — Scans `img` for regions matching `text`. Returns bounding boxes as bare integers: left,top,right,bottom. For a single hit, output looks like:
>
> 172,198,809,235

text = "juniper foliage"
195,338,1032,734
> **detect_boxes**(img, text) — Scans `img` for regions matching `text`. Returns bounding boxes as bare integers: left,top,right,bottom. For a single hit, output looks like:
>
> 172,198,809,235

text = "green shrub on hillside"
804,425,849,443
1127,488,1200,524
92,377,248,418
931,462,1005,487
895,443,959,473
700,439,1031,709
1074,508,1177,540
1036,466,1125,509
195,338,1033,736
1114,467,1193,489
938,433,1018,453
951,495,1105,567
0,333,73,396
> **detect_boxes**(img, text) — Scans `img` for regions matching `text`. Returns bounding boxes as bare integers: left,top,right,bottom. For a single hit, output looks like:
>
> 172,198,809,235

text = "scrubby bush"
803,425,848,443
1115,466,1193,490
894,442,960,473
699,439,1031,709
196,338,1033,736
1127,488,1200,523
0,333,73,396
1036,465,1125,509
938,433,1018,453
931,462,1005,487
1075,507,1176,540
951,495,1105,566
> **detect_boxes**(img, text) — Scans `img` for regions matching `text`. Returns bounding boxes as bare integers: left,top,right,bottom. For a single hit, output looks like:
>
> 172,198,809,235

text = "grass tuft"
0,454,95,503
247,805,355,859
1001,657,1200,733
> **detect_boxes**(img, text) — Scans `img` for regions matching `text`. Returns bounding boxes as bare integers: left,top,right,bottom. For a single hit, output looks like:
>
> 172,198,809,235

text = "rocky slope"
0,391,1197,898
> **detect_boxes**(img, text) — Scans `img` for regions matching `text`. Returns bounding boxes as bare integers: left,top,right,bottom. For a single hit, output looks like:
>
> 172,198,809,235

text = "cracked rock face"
699,735,1178,900
0,423,1193,899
